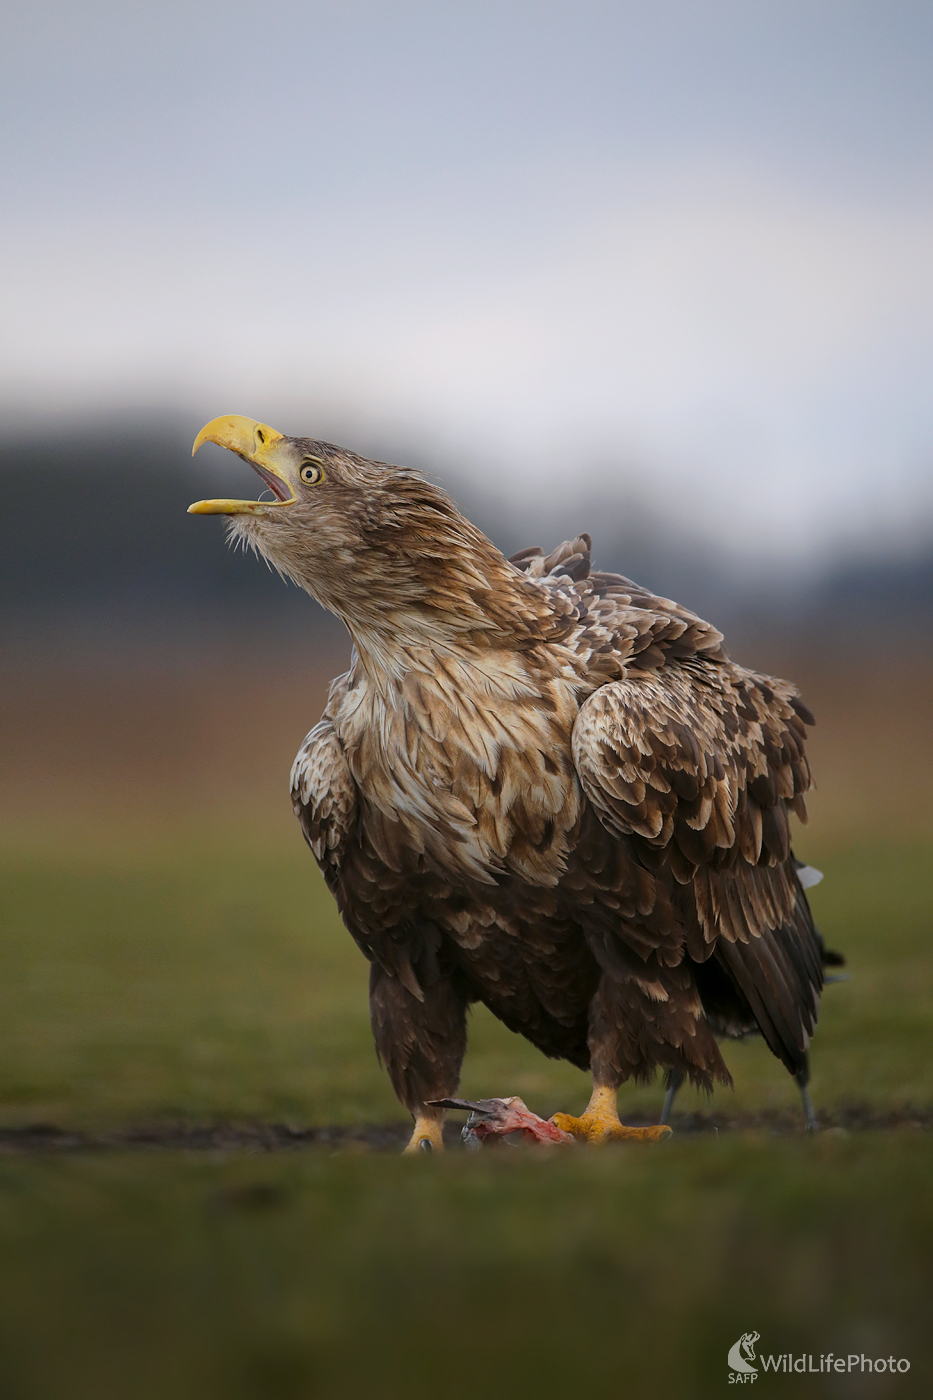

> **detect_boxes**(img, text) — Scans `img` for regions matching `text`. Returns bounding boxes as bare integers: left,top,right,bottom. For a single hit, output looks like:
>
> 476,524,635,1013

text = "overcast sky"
2,1,932,568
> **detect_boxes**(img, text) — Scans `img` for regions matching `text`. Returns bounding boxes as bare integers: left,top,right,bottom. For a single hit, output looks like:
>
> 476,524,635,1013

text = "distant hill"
4,424,930,660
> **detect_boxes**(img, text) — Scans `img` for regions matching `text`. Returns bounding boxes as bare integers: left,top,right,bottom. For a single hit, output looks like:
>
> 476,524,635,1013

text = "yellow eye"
299,460,324,485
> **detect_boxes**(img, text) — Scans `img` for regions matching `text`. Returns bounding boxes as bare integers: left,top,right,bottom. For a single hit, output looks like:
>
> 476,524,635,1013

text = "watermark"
728,1333,760,1377
727,1333,911,1384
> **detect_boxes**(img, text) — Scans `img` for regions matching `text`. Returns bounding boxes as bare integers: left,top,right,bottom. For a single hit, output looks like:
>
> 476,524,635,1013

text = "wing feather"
290,718,358,890
571,660,812,884
572,656,821,1072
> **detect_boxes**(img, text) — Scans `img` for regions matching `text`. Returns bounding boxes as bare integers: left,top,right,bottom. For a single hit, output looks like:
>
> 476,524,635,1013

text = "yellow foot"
403,1114,444,1155
550,1085,672,1144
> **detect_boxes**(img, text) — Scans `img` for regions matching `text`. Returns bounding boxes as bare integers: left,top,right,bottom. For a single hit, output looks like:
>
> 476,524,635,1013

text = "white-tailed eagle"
190,415,836,1150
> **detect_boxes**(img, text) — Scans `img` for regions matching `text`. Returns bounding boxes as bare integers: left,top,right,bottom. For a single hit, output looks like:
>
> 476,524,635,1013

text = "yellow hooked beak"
188,414,296,515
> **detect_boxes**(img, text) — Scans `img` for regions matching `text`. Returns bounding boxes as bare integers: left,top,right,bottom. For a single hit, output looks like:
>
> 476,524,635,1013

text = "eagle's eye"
299,460,325,486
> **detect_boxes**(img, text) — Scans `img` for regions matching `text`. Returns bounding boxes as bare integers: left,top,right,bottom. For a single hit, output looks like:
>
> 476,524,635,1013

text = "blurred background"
4,0,932,833
4,0,932,877
2,4,932,1397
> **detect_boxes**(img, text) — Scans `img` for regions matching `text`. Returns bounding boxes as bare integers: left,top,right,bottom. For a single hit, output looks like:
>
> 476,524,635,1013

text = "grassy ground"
1,1137,931,1400
1,651,931,1397
1,839,931,1130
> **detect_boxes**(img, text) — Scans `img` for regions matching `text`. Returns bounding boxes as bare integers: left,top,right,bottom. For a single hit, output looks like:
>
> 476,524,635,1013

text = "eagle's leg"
369,962,468,1155
551,1084,672,1143
405,1112,445,1154
551,969,728,1142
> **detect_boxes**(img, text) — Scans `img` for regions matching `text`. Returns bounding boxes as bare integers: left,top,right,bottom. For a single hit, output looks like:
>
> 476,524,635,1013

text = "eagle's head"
189,414,560,663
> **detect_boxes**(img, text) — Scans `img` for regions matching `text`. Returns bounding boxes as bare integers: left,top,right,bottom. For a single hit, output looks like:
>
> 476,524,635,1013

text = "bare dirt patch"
1,1106,930,1155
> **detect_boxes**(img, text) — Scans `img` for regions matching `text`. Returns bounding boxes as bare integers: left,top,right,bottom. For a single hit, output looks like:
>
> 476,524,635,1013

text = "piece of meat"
429,1097,575,1148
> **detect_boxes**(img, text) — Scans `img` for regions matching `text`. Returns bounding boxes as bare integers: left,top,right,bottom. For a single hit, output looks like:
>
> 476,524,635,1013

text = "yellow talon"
551,1085,672,1144
403,1114,445,1154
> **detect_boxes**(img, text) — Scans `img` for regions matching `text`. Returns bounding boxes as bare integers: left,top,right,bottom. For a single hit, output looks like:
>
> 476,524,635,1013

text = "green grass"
1,838,931,1128
0,1138,930,1399
1,834,931,1398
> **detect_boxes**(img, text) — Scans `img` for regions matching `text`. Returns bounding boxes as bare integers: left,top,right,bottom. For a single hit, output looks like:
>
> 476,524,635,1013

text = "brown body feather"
251,447,825,1119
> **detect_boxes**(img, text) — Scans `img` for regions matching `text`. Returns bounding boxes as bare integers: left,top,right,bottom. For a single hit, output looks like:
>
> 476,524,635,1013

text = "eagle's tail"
695,861,843,1080
711,873,824,1077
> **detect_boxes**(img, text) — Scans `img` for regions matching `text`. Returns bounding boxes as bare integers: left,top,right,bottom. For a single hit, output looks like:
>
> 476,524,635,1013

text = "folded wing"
572,661,823,1072
290,717,358,892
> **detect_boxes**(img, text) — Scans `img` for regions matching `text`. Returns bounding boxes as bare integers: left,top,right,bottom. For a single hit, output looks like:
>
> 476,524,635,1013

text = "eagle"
190,414,832,1151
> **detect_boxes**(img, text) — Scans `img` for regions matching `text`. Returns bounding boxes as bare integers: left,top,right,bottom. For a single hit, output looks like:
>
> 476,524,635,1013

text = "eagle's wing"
572,662,812,881
572,661,823,1070
290,698,437,999
290,717,358,893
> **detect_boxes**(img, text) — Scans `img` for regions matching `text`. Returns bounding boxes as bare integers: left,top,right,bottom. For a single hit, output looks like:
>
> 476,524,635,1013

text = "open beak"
188,414,296,515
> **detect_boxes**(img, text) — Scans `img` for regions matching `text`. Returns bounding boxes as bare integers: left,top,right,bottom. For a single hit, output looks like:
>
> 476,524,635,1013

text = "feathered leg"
552,971,728,1142
369,964,468,1154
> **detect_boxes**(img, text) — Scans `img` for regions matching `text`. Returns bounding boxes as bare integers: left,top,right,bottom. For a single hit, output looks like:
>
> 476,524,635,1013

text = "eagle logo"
728,1332,760,1373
